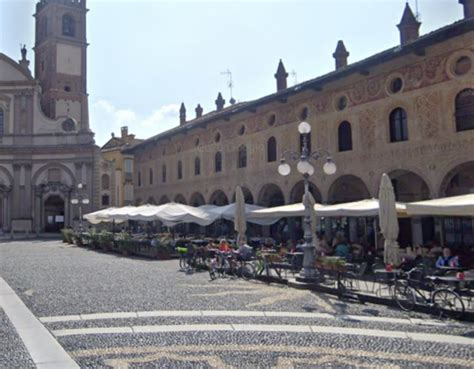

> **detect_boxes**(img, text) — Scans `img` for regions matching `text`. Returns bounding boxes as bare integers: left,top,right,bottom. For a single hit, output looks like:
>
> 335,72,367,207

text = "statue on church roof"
21,44,27,61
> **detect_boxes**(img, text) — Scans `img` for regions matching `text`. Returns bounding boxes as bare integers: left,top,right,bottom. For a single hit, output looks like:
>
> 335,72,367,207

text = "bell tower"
34,0,90,131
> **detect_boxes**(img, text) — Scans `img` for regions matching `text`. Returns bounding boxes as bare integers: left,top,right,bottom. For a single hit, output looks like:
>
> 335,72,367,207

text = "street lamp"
278,121,337,282
71,183,90,232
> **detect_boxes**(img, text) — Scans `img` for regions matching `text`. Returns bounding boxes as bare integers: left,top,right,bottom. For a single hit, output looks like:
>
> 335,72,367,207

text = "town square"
1,0,474,368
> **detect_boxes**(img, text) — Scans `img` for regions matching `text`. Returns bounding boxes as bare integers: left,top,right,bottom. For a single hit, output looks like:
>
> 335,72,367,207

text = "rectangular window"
138,171,141,187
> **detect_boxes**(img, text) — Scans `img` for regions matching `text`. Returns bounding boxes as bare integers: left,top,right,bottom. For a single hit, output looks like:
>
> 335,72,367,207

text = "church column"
34,187,42,234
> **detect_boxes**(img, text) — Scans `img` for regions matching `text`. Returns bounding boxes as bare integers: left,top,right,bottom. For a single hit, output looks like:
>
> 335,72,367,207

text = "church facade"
128,1,474,246
0,0,105,234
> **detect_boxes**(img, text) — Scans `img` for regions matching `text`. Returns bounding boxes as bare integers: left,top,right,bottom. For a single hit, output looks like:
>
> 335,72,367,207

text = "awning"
201,204,277,225
314,199,407,217
406,194,474,217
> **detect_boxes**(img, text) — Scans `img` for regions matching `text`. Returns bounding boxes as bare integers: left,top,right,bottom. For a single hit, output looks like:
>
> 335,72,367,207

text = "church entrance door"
44,195,65,233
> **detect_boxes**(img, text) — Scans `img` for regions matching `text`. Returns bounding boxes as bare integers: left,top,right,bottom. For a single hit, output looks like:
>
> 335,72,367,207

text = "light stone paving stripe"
40,309,470,329
0,276,79,369
136,310,202,318
54,327,134,337
50,323,474,346
80,312,138,320
202,310,265,317
232,324,312,333
133,324,233,333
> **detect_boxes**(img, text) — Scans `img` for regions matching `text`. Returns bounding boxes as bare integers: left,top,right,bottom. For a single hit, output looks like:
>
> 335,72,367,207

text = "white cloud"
90,99,180,146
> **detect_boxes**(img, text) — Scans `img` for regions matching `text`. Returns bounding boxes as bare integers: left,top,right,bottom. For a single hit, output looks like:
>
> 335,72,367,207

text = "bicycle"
394,267,465,319
208,251,256,281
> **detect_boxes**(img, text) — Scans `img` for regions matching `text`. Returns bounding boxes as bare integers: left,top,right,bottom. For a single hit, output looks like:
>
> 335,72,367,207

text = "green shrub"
60,228,74,244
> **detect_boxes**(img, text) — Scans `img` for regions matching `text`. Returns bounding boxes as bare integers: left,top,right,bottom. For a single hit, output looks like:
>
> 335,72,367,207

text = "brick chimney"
397,3,421,45
333,40,349,70
121,126,128,139
274,59,288,92
215,93,225,111
195,104,203,118
179,103,186,125
460,0,474,18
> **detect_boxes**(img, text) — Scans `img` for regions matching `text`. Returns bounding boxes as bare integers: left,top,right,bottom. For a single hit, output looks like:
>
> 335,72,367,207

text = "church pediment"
0,53,33,82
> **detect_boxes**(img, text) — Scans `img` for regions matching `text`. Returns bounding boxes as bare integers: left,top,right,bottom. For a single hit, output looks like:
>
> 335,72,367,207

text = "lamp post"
71,183,90,232
278,121,337,282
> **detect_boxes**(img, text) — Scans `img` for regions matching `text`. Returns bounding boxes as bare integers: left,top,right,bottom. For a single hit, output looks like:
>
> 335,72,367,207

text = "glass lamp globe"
323,159,337,175
298,121,311,134
297,160,314,175
278,162,291,176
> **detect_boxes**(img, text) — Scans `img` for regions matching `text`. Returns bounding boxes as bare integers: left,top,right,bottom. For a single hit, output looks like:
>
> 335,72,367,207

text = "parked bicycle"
208,250,256,281
394,267,465,319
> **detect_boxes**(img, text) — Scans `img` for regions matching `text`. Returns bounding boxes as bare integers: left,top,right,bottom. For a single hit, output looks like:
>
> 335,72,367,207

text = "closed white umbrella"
234,186,247,242
303,191,318,237
379,173,400,265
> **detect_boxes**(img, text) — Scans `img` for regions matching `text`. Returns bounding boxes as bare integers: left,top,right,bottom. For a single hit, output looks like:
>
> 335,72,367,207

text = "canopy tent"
201,203,277,226
406,194,474,217
92,206,136,223
117,203,220,226
83,207,126,224
250,203,319,220
314,199,407,218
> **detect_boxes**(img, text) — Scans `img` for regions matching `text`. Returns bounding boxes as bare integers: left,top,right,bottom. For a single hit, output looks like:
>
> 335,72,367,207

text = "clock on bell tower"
34,0,90,131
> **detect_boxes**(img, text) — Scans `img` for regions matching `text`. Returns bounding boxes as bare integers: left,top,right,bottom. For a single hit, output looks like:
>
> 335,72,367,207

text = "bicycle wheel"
240,262,256,280
432,289,465,319
394,281,416,312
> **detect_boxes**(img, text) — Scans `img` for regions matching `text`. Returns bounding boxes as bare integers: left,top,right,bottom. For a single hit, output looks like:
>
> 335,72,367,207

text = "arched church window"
455,89,474,132
338,121,353,152
238,145,247,168
62,14,75,37
162,165,167,183
0,108,4,136
267,137,277,162
215,152,222,173
177,161,183,180
101,174,110,190
389,108,408,142
194,157,201,176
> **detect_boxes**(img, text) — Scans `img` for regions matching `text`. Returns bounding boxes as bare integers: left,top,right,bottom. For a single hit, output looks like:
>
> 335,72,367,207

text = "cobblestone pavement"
1,240,473,368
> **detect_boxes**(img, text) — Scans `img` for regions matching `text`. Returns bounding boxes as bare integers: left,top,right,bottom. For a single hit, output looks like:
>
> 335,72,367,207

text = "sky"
0,0,464,146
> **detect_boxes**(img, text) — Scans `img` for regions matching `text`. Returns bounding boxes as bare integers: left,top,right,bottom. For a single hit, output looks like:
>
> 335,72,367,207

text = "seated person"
295,239,305,252
334,237,350,258
218,239,232,253
436,247,459,268
315,234,332,256
235,239,253,261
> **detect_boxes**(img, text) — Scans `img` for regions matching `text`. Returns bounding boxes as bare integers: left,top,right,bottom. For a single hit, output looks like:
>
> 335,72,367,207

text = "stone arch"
158,195,170,205
174,194,187,204
209,190,229,206
189,192,206,207
0,165,13,186
231,187,254,204
135,198,143,206
289,180,322,203
328,175,370,204
147,196,156,205
387,170,430,202
257,183,285,207
32,162,76,186
439,161,474,197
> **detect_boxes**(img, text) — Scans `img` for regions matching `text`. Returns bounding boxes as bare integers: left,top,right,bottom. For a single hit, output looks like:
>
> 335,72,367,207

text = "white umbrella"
234,186,247,242
379,173,400,265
